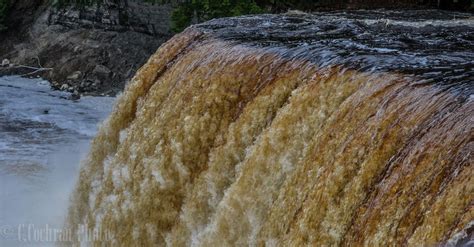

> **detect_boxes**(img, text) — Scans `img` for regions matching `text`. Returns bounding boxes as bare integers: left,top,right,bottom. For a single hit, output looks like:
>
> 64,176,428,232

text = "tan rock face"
65,11,473,247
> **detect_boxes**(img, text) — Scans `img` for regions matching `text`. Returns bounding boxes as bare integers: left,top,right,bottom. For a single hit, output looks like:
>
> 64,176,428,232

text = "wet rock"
60,83,69,91
69,91,81,101
50,81,60,90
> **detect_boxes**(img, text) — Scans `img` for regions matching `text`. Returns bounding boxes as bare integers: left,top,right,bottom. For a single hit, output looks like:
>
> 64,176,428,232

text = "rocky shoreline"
0,0,174,96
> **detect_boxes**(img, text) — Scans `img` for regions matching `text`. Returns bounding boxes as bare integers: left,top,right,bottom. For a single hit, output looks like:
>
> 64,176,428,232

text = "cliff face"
0,0,173,96
49,0,172,36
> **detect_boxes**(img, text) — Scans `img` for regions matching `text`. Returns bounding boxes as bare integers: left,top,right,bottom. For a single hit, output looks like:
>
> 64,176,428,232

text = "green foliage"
171,0,263,33
168,0,343,32
171,1,198,33
0,0,8,31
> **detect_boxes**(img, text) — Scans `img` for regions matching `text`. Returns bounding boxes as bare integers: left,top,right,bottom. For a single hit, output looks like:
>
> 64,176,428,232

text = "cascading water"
65,10,473,246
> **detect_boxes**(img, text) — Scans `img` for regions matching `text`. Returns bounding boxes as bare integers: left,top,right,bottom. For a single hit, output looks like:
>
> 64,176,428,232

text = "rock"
50,81,60,90
92,79,101,86
73,46,81,53
67,71,82,80
1,59,10,67
69,90,81,101
60,83,69,91
92,65,111,77
91,65,112,84
49,1,173,36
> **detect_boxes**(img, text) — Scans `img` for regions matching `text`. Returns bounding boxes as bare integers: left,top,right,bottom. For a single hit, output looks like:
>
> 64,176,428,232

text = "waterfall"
65,11,473,246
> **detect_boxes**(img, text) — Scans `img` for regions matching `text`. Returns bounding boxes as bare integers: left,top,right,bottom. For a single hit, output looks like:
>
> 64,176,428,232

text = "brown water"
66,10,473,246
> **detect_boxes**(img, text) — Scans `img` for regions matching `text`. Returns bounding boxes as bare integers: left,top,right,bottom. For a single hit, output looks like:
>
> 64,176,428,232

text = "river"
0,76,114,246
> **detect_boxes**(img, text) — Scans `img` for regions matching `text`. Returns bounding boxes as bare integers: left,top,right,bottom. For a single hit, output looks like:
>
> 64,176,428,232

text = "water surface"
0,76,114,246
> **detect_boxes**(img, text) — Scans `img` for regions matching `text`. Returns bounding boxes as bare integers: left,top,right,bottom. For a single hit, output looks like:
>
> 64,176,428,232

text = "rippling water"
0,76,114,246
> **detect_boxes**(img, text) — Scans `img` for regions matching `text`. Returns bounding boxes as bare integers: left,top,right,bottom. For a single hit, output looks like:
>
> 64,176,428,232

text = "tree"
0,0,8,31
171,0,263,32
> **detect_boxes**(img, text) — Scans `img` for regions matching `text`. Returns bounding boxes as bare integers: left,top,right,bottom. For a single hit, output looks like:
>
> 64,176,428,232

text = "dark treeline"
0,0,7,31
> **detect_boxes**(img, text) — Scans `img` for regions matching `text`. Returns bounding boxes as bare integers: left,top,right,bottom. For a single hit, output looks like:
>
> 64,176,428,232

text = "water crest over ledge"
66,10,473,246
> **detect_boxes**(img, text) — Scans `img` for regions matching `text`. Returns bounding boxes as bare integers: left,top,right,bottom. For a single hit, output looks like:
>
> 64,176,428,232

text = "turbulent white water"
0,76,114,246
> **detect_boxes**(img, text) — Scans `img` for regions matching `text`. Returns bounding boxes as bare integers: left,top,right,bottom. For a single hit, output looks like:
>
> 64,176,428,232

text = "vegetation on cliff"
171,0,263,32
0,0,8,31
